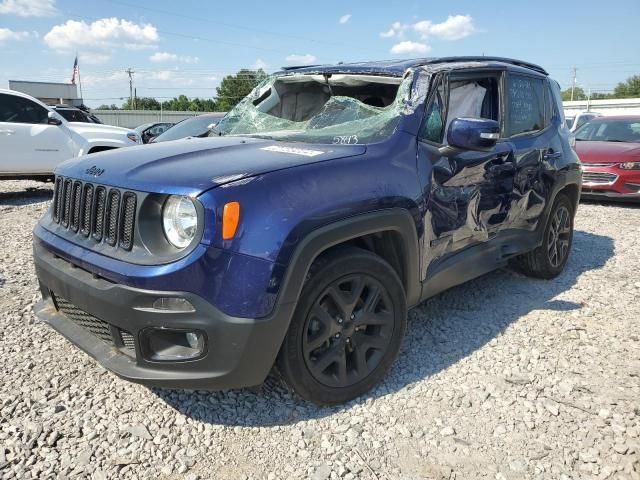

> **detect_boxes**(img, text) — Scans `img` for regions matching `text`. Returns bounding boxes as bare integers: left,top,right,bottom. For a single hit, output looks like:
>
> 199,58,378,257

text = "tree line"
96,69,267,112
561,75,640,101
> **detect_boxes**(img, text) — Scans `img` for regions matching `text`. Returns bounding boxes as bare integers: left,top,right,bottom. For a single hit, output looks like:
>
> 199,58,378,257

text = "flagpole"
77,54,84,104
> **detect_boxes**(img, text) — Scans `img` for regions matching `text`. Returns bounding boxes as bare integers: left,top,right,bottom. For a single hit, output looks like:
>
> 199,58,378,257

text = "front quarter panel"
197,131,424,311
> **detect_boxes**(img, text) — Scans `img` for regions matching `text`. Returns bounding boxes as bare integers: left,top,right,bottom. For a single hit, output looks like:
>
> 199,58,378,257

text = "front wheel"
511,193,575,279
278,247,407,405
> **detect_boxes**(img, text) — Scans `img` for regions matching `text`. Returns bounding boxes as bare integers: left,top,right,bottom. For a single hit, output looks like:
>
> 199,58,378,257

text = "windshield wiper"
605,139,628,143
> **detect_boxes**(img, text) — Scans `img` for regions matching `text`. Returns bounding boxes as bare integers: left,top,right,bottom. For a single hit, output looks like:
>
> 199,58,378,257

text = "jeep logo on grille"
85,166,105,177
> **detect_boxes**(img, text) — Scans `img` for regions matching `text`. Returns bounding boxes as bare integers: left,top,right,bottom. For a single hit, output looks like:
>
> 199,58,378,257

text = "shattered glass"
215,72,416,145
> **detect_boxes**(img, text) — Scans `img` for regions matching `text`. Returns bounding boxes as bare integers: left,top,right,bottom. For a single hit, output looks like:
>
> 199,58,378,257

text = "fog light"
142,328,206,361
152,297,195,312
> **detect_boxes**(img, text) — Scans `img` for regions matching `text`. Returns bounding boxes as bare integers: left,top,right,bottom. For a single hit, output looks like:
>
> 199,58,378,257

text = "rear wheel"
278,247,407,405
512,193,574,279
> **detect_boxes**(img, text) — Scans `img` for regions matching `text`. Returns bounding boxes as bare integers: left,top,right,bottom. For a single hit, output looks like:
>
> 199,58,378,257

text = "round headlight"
162,195,198,249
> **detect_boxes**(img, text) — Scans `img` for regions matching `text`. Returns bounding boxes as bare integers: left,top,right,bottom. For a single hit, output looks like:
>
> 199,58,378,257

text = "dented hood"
55,136,366,196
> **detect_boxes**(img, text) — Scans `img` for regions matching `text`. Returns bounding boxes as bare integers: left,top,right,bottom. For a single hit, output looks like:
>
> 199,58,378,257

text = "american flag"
71,56,78,85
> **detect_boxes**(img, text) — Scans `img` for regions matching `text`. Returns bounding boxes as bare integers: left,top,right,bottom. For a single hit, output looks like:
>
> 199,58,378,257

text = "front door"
0,93,74,174
416,70,517,279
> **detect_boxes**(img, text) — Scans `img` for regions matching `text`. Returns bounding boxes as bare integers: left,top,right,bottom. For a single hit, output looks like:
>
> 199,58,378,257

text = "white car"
0,89,141,179
565,111,602,133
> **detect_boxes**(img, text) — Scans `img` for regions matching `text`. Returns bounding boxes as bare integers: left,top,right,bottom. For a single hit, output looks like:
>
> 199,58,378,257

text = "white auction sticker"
260,145,324,157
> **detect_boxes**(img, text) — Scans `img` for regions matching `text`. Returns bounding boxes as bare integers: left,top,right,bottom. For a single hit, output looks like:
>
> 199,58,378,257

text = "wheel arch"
276,208,421,310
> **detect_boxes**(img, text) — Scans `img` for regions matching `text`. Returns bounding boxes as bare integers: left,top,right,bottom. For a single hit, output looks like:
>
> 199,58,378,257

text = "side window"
0,94,48,124
506,74,545,136
545,83,556,126
418,84,445,144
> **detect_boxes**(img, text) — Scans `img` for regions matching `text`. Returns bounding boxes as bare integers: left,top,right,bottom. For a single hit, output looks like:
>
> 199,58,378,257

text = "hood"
576,140,640,164
55,136,367,196
66,122,135,135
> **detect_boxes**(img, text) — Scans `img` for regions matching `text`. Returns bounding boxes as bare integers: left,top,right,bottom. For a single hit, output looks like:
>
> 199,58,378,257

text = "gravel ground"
0,179,638,480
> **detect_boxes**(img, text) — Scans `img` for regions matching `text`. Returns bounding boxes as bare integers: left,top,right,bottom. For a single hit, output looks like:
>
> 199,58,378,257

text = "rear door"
0,93,75,174
501,73,558,234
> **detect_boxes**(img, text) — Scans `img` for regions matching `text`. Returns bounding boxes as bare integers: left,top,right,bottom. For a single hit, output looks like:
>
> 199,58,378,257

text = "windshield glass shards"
214,72,414,145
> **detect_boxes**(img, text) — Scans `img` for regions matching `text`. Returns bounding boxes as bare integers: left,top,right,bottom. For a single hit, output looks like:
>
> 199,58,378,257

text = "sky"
1,0,639,108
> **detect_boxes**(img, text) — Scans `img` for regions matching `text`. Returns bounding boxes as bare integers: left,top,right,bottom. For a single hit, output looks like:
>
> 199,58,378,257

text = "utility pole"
570,66,577,101
126,68,135,109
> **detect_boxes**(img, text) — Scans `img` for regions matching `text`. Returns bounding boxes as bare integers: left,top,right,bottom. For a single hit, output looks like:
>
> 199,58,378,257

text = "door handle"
543,151,562,160
0,129,16,135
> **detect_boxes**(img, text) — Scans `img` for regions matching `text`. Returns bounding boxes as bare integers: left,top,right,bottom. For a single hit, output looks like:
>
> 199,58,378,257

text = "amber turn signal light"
222,201,240,240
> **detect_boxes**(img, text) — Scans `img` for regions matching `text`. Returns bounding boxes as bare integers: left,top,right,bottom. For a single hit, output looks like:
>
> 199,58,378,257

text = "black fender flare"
275,208,422,313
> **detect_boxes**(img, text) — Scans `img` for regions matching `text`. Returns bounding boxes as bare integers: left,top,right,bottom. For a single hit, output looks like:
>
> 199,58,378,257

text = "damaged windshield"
214,72,414,145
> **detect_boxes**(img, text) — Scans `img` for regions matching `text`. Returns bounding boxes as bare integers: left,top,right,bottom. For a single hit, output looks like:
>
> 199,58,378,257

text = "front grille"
54,295,114,345
51,176,137,251
53,293,136,354
582,171,618,184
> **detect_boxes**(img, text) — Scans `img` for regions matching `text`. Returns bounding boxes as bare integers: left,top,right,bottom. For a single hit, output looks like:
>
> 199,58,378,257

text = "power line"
104,0,372,51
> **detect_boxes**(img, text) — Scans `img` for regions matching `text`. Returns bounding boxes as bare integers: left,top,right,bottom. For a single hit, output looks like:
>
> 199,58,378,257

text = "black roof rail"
421,56,548,75
280,64,323,71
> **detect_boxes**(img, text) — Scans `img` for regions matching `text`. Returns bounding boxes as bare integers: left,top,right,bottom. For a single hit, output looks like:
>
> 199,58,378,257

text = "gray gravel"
1,179,639,480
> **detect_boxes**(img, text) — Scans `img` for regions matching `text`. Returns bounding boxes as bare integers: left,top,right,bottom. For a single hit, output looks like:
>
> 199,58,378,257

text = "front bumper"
581,166,640,201
33,241,295,390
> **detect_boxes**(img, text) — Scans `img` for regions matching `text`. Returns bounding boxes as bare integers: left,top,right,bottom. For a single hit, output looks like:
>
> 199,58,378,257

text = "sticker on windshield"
332,135,359,145
260,145,324,157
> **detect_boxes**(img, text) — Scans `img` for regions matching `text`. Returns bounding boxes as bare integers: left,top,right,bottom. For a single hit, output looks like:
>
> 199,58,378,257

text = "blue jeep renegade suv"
33,57,581,404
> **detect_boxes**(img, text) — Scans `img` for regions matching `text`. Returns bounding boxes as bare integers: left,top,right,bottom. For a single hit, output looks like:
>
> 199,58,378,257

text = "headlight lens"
162,195,198,248
127,132,140,143
619,161,640,170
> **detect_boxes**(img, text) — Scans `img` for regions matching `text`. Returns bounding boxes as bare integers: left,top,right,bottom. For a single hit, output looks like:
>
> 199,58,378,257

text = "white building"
7,80,81,106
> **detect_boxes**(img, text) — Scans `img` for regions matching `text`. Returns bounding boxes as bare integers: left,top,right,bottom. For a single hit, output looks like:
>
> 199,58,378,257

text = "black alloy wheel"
278,247,407,405
302,274,394,388
547,205,571,268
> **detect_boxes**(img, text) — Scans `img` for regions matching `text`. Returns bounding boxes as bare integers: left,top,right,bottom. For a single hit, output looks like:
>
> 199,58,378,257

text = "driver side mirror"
447,117,500,151
47,112,62,126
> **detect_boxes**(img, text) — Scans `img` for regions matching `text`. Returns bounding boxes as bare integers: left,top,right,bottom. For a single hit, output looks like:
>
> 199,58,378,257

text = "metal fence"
93,110,221,129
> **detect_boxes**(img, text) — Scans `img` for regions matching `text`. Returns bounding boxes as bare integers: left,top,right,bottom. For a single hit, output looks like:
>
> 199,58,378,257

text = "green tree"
96,104,119,110
122,97,161,110
612,75,640,99
561,86,587,101
215,68,267,111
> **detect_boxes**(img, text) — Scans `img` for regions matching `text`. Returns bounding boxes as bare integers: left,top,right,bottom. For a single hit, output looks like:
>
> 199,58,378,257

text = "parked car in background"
574,115,640,201
32,57,581,404
151,113,225,143
0,89,141,180
53,105,103,124
135,122,174,144
565,111,602,132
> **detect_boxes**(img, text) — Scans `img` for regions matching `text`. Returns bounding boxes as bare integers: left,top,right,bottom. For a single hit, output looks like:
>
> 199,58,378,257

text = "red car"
574,115,640,201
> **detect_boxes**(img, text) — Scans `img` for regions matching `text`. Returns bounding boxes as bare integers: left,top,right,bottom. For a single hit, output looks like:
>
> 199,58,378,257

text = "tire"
511,193,574,279
278,247,407,405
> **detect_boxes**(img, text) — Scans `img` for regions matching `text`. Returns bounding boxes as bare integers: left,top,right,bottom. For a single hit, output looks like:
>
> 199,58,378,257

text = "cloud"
285,53,317,64
149,51,199,64
0,0,56,17
380,15,476,46
0,27,33,42
44,18,158,51
339,14,351,24
413,15,475,40
390,41,430,55
379,21,408,38
252,58,268,70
